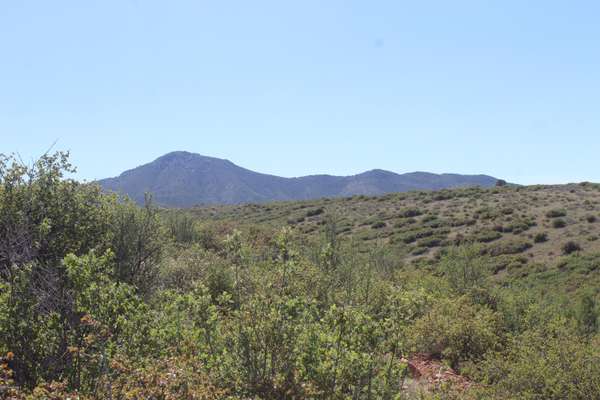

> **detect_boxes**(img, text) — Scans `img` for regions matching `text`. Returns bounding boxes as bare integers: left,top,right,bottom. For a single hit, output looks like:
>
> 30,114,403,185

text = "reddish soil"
404,354,473,391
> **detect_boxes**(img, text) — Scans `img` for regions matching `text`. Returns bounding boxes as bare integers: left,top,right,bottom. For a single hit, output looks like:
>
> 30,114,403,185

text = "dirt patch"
402,354,473,392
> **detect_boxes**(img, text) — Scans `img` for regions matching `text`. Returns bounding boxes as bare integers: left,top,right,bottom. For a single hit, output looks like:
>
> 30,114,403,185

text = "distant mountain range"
98,151,501,207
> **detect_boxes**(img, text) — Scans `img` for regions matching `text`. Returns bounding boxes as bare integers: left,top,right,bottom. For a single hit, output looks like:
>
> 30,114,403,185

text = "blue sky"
1,1,599,184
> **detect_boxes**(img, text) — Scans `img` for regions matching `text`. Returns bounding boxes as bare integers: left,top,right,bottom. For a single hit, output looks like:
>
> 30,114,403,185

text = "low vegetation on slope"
190,182,600,289
1,152,600,399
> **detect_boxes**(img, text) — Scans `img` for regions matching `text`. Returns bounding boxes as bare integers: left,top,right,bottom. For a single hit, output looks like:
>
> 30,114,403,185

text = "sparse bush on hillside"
306,207,325,217
400,228,436,244
412,246,429,256
394,217,417,228
398,207,422,218
505,219,535,234
553,218,567,228
562,241,581,255
474,229,502,243
546,209,567,218
488,239,532,256
418,236,444,248
371,221,386,229
534,232,549,243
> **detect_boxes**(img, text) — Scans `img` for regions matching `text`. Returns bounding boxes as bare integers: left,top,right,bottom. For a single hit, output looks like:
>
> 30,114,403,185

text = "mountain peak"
98,152,501,207
155,151,229,163
358,169,399,178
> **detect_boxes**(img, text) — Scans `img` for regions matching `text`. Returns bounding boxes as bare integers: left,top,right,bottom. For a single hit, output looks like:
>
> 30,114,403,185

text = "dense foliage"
1,152,600,399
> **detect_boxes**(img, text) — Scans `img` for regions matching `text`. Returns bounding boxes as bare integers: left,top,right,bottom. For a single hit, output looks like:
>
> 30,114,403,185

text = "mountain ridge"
98,151,501,207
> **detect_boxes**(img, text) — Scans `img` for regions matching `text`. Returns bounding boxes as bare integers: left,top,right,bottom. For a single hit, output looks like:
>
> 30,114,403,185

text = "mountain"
97,151,501,207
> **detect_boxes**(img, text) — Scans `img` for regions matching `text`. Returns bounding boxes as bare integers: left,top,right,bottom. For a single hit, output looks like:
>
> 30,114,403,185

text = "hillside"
98,151,500,207
188,182,600,289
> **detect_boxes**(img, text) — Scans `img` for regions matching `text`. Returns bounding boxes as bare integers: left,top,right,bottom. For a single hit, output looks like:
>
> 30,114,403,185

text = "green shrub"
440,245,490,294
546,209,567,218
410,297,502,370
371,221,386,229
474,230,502,243
394,217,417,228
488,239,532,256
534,232,548,243
306,207,325,217
412,246,429,256
418,236,444,248
196,224,222,252
109,196,165,294
576,292,598,336
473,320,600,400
552,218,567,228
506,219,535,235
398,207,422,218
165,211,198,244
400,228,435,244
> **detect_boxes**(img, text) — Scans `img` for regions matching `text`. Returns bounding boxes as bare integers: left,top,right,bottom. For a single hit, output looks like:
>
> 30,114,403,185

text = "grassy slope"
188,182,600,293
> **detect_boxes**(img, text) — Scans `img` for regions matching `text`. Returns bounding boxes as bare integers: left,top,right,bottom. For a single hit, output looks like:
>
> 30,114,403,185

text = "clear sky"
1,1,599,184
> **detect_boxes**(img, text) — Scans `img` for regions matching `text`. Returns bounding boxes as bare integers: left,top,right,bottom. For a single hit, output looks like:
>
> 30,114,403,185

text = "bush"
552,219,567,228
410,297,502,370
534,232,548,243
488,239,532,256
473,321,600,400
196,224,221,252
400,228,435,244
0,153,124,388
546,209,567,218
109,196,165,294
394,217,417,228
96,355,227,400
371,221,386,229
398,207,422,218
418,237,444,248
306,207,325,217
506,219,535,235
412,246,429,256
165,211,198,244
562,241,581,255
440,245,490,294
474,230,502,243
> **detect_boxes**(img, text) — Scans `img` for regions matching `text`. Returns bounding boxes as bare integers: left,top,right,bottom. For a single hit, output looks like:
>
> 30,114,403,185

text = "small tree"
576,292,598,336
0,152,115,388
440,244,490,294
109,194,165,295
